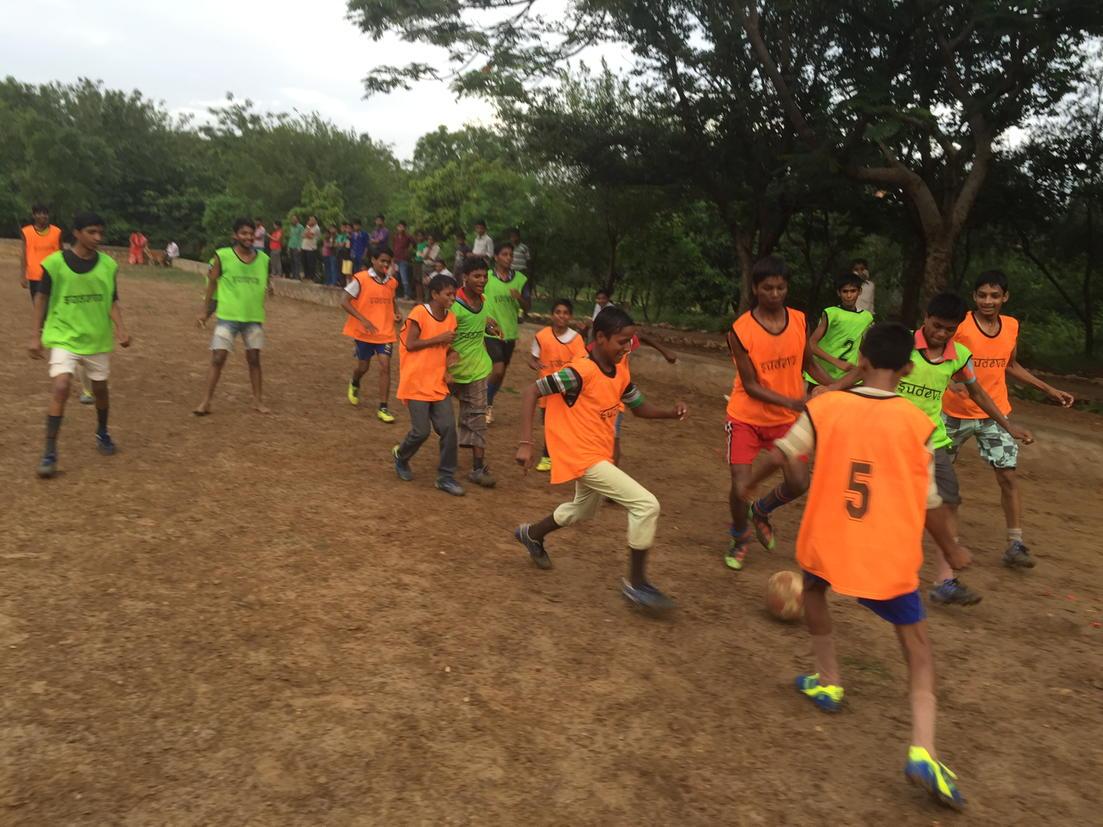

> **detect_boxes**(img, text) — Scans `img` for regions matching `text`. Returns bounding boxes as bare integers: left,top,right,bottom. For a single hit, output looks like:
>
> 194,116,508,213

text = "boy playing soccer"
392,274,465,496
942,271,1074,568
513,307,688,614
484,242,531,424
194,218,272,415
805,271,874,391
896,293,1034,605
28,212,131,478
450,257,503,487
342,247,401,422
529,298,588,472
724,256,837,571
739,322,973,811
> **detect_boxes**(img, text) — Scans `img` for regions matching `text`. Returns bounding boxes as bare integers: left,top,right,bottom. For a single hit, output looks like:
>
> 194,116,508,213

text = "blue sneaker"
37,452,58,479
392,445,413,481
929,578,982,606
621,580,676,615
905,746,965,811
795,673,844,712
96,432,117,456
435,477,466,497
514,524,552,569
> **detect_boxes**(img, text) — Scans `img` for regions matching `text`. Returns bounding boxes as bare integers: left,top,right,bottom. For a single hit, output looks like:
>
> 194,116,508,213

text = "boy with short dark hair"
897,292,1034,606
806,272,874,390
342,247,401,422
484,242,531,423
942,271,1073,568
28,212,131,478
513,306,688,614
740,322,972,812
724,256,837,571
529,297,588,472
392,274,464,496
193,218,272,416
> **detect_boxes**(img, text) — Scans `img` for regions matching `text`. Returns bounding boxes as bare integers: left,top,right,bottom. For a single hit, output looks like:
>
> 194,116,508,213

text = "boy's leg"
928,448,981,604
456,380,492,480
973,419,1031,566
349,346,372,405
486,340,514,409
396,400,432,462
375,351,393,414
194,350,229,415
244,349,268,413
802,577,840,685
429,397,459,480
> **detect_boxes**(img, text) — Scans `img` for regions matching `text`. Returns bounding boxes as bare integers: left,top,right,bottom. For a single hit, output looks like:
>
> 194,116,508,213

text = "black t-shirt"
39,250,119,301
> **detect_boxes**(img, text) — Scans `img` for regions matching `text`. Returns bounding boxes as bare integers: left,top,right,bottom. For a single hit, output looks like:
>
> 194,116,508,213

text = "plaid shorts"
943,414,1018,470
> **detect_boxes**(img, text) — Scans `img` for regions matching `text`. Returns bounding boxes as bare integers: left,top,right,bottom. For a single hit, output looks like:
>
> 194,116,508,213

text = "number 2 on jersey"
845,461,872,519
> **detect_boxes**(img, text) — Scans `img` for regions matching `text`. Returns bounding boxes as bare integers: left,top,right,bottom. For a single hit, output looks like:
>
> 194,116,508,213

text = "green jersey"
485,270,528,341
40,250,118,355
806,305,875,383
897,340,975,448
450,292,493,383
214,247,269,323
288,223,305,249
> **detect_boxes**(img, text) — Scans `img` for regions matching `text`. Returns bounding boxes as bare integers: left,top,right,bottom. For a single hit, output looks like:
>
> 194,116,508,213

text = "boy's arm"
729,330,805,412
528,338,544,371
110,299,131,348
1006,347,1074,407
804,337,858,391
340,293,377,334
808,314,851,371
638,334,678,364
197,258,220,328
515,382,542,471
626,384,688,420
18,234,27,288
963,372,1035,442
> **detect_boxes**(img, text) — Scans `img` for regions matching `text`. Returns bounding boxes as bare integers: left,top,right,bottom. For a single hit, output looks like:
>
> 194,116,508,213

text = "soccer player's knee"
245,350,261,366
995,467,1017,490
638,490,660,522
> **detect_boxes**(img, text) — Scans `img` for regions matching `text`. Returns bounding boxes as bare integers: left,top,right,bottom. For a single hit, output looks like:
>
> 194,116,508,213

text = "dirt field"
1,262,1101,826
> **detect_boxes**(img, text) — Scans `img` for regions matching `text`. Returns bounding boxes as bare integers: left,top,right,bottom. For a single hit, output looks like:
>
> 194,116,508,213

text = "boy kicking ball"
741,322,973,811
513,307,688,614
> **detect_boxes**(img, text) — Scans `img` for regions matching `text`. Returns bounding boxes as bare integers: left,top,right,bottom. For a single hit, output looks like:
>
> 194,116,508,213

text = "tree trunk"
732,226,755,313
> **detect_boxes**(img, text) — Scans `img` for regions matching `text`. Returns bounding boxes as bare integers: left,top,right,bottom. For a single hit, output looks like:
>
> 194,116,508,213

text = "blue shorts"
802,572,926,625
354,341,393,360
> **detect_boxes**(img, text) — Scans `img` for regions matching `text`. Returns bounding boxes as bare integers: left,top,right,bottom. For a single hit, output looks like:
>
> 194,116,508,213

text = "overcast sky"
1,0,510,160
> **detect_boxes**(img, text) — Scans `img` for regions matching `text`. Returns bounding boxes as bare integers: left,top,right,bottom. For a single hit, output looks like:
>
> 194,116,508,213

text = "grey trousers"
290,248,303,279
397,398,457,478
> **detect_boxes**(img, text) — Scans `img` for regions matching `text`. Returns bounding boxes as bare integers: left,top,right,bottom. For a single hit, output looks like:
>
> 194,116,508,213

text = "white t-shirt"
344,268,390,298
856,278,875,313
592,301,614,320
531,327,580,357
301,224,321,251
165,242,180,258
253,225,266,248
472,234,494,258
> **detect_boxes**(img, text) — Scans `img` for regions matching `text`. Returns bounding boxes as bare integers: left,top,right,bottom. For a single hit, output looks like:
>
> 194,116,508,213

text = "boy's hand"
671,401,688,420
1009,424,1035,444
810,385,829,398
118,332,132,348
487,319,502,337
946,542,973,571
509,288,522,302
394,311,403,323
1048,387,1075,407
363,320,379,335
28,336,44,360
515,442,534,471
437,330,456,345
196,315,209,329
787,397,808,412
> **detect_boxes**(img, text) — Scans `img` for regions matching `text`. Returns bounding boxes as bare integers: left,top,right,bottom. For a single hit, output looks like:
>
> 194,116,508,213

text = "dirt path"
1,263,1100,825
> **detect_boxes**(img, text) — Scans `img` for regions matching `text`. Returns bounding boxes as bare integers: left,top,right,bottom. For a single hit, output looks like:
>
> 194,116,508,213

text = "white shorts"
211,320,264,351
49,349,110,381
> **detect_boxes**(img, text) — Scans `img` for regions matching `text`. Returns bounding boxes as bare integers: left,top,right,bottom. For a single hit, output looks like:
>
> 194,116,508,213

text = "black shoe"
514,524,552,569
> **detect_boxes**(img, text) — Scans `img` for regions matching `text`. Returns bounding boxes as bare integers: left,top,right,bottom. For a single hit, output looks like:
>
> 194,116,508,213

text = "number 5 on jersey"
846,461,872,519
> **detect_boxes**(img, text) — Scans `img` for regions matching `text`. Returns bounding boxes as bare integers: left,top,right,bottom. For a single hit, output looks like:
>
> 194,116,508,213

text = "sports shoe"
392,445,413,481
905,746,965,811
514,524,552,569
95,432,117,456
435,477,466,497
485,405,494,426
621,580,676,614
347,383,360,406
37,452,58,479
376,406,396,424
749,502,777,551
725,531,751,571
1002,540,1036,569
795,673,844,712
467,466,496,488
535,456,552,473
929,578,982,606
79,390,95,405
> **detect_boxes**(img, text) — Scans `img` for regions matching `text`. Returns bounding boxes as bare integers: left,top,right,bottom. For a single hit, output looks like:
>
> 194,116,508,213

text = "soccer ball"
766,571,804,622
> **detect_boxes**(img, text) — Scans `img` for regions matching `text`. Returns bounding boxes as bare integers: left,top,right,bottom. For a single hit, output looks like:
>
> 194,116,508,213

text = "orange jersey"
22,224,62,281
726,308,807,427
545,356,630,484
797,391,935,600
943,312,1018,419
535,327,587,410
397,304,456,403
343,270,399,343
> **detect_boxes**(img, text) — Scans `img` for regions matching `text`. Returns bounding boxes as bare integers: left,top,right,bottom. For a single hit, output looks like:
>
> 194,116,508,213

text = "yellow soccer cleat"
536,456,552,472
377,406,396,424
347,383,360,406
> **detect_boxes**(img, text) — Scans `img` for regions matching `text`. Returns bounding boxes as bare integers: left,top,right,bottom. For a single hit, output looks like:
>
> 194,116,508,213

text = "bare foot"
192,403,212,416
253,402,271,414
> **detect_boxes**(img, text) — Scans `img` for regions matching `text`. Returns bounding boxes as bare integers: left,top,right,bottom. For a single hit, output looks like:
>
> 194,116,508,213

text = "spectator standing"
253,218,267,252
472,220,493,261
165,240,180,266
288,214,304,280
350,219,369,274
393,221,413,299
453,230,472,273
323,225,339,286
337,222,352,285
370,214,389,254
412,230,426,301
301,215,322,282
508,228,531,275
268,221,283,276
852,258,875,314
128,230,148,265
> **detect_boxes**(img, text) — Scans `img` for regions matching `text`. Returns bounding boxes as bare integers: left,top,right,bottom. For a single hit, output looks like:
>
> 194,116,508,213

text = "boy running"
805,272,874,391
897,293,1034,605
28,212,131,478
484,242,531,424
342,248,401,422
943,271,1074,568
194,218,272,416
529,298,588,472
740,322,973,811
513,307,688,614
20,204,62,303
724,256,836,571
450,258,502,488
392,274,465,496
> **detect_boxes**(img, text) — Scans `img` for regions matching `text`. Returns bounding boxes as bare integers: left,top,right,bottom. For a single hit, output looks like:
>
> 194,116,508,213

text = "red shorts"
725,417,794,465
